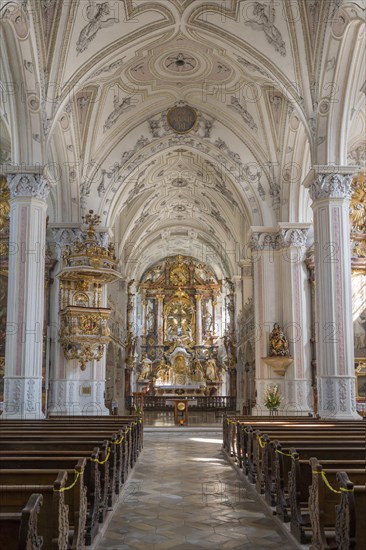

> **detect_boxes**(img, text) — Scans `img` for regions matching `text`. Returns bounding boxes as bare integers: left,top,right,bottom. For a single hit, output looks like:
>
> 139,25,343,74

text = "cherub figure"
76,2,119,55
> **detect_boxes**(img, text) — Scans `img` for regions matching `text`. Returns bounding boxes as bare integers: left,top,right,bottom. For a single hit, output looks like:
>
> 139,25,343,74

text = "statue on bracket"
269,323,289,357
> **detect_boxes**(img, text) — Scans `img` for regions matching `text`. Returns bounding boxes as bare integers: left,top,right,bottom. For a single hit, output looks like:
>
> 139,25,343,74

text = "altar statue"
137,355,152,381
192,358,204,383
155,358,171,385
269,323,289,357
206,358,218,381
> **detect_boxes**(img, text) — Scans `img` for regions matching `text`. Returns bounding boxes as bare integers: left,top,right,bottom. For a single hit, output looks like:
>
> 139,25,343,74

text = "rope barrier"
275,449,299,460
113,436,125,445
256,435,267,448
228,420,355,495
54,470,81,493
312,470,354,494
90,446,111,465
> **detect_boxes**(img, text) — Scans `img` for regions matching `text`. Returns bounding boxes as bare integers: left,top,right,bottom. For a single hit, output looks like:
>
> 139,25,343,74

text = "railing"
126,395,236,412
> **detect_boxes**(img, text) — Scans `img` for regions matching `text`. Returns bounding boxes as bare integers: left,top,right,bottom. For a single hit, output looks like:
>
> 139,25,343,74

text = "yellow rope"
113,435,125,445
275,449,299,460
312,470,354,493
90,446,111,465
54,470,81,493
257,435,267,448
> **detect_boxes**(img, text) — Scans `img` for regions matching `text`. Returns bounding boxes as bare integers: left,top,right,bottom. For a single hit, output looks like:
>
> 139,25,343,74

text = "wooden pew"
0,442,110,536
3,416,143,465
0,493,43,550
224,417,366,548
0,417,143,547
0,471,69,550
262,438,365,521
308,458,366,549
1,418,141,484
0,461,87,550
248,429,365,486
229,417,365,474
335,471,366,550
0,438,113,513
286,450,366,543
0,453,101,545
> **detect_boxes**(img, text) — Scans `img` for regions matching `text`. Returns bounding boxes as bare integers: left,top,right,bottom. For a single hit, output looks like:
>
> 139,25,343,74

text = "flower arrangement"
264,384,281,410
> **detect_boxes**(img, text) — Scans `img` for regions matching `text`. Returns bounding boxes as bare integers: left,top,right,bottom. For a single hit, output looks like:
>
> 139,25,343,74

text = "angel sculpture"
76,2,119,55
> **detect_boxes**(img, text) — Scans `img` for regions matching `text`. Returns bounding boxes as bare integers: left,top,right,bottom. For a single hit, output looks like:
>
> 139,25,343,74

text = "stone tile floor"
96,430,296,550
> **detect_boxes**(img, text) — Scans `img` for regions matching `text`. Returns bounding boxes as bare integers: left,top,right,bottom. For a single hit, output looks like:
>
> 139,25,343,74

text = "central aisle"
96,429,295,550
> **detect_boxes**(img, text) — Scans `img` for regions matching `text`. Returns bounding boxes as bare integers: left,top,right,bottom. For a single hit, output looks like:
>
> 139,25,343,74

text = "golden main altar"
126,255,236,396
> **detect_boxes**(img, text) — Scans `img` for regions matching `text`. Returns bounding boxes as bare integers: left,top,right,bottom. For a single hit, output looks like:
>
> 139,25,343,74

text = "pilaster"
304,166,361,419
250,228,283,414
279,223,313,414
3,170,53,419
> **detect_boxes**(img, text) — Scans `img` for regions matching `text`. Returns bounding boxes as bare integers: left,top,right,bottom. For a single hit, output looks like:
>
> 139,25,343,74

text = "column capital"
7,171,53,201
249,227,280,251
303,165,358,202
278,223,311,248
49,226,83,261
195,294,203,301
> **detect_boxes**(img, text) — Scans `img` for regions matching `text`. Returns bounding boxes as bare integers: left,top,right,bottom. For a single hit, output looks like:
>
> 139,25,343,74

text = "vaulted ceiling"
1,0,365,278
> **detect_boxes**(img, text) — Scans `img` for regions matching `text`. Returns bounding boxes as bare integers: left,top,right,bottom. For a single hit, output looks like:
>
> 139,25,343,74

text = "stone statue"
269,323,289,357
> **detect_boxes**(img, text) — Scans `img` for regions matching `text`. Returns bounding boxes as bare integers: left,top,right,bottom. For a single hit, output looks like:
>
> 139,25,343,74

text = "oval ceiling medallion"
167,104,197,134
164,52,197,73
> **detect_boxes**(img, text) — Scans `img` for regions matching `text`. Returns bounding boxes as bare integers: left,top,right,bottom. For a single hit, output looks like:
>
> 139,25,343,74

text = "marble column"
250,228,283,414
195,294,203,346
279,223,313,414
3,170,52,419
156,294,164,346
304,166,361,419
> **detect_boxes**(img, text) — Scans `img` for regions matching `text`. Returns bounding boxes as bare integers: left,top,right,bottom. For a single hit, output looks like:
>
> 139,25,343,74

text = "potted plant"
264,384,282,412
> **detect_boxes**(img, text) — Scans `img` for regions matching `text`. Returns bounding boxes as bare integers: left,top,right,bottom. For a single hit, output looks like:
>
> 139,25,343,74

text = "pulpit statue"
269,323,289,357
